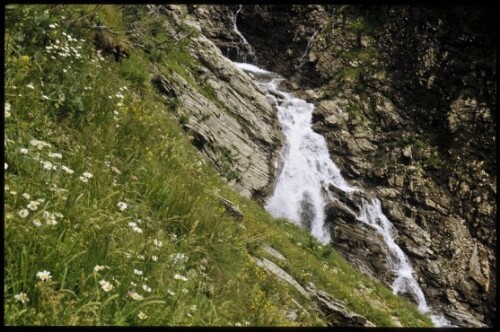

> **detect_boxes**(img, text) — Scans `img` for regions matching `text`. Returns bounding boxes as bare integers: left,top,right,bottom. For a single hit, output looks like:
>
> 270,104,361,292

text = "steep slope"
4,4,431,327
191,4,496,327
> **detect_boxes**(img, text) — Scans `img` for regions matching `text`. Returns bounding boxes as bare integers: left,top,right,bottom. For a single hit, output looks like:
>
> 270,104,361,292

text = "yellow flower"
20,55,30,62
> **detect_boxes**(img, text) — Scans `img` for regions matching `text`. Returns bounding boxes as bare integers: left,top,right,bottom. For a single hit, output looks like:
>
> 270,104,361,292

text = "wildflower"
82,172,93,179
41,160,53,170
117,201,128,211
14,292,29,304
99,279,114,292
48,23,56,28
5,163,8,170
132,226,143,234
153,239,163,248
173,274,188,281
128,291,143,301
191,305,197,311
36,270,52,282
27,201,40,211
10,191,17,195
5,102,11,118
111,166,122,174
26,83,35,90
33,219,42,227
48,152,62,159
22,193,30,200
138,255,145,260
79,176,88,183
43,211,58,226
182,288,188,294
152,255,158,262
133,269,143,276
142,284,152,293
94,265,107,272
18,209,29,219
131,281,137,287
167,289,176,296
115,92,124,99
171,253,187,263
20,148,28,154
61,165,74,174
30,139,51,150
128,222,137,228
42,95,50,100
37,198,45,203
46,218,58,226
138,311,148,320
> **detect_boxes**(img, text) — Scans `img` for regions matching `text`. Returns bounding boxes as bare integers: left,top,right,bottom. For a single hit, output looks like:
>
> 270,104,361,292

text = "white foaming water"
231,5,257,63
235,62,356,243
234,61,450,327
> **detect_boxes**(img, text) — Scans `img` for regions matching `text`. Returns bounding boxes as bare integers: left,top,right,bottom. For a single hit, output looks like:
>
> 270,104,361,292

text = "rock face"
191,5,496,327
152,5,283,200
305,7,496,327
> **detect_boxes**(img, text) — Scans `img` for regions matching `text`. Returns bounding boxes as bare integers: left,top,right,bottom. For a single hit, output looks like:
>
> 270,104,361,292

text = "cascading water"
296,28,320,70
233,61,450,327
230,5,257,63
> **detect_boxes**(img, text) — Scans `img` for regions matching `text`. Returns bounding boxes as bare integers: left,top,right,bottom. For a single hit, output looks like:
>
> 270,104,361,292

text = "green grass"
4,4,432,327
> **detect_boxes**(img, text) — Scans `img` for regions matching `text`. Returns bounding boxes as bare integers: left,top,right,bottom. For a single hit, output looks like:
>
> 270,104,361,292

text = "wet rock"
329,215,393,284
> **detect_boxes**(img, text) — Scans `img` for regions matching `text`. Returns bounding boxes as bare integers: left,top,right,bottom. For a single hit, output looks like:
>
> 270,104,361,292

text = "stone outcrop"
305,282,375,327
152,5,283,200
250,251,375,327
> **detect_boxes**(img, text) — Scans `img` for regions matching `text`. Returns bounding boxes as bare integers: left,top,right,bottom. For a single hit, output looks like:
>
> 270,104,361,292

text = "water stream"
296,28,320,70
233,62,450,327
230,5,257,63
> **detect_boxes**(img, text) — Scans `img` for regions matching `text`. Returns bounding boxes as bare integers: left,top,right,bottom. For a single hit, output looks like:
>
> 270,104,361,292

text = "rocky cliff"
147,5,283,200
189,5,496,327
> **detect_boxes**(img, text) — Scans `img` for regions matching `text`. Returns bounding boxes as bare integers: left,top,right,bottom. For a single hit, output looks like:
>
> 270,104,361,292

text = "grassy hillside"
4,4,432,326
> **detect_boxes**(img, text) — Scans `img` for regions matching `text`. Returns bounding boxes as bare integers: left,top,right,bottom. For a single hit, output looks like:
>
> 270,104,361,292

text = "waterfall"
230,5,257,63
233,61,450,327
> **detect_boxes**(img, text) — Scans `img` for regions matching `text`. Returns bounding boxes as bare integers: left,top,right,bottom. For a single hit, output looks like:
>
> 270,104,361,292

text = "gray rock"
250,256,310,299
468,243,489,292
305,282,376,327
153,10,284,200
402,146,412,159
262,245,287,262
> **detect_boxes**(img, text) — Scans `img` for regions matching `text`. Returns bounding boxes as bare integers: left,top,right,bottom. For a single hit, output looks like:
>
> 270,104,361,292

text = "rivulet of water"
230,5,257,63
